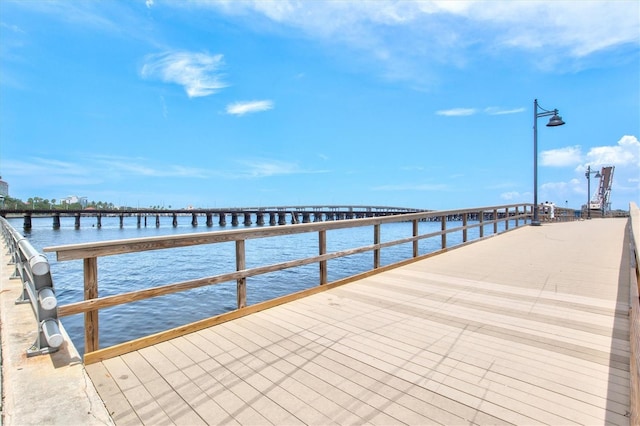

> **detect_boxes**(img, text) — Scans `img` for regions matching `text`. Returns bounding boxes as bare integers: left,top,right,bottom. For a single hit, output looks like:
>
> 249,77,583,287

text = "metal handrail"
0,216,63,356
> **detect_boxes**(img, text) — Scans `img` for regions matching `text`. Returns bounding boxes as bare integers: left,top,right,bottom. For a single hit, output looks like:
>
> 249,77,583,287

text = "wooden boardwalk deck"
86,219,632,425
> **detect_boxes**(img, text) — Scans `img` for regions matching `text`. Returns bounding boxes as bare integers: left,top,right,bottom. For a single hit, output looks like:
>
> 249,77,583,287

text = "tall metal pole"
586,165,591,219
532,99,540,226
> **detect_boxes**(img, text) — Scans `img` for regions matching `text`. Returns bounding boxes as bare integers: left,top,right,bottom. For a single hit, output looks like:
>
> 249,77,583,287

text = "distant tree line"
0,196,173,211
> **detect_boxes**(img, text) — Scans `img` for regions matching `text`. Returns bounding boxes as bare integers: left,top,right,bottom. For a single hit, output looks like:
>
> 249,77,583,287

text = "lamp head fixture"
546,111,565,127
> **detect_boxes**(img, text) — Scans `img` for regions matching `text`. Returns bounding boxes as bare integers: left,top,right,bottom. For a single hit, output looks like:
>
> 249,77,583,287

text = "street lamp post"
585,165,602,219
532,99,565,226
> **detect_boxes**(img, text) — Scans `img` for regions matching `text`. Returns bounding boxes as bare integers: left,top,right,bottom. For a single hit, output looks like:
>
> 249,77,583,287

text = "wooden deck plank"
326,282,625,354
86,219,631,425
101,356,174,425
85,362,142,425
137,345,241,425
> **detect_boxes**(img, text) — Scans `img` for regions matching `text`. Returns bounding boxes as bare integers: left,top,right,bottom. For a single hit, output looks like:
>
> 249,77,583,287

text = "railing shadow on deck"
41,203,577,365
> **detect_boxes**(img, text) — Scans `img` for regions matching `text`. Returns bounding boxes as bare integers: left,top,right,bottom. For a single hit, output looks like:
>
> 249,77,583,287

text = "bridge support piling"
269,212,277,226
74,213,81,229
191,213,198,227
219,213,226,227
278,212,287,225
244,213,252,226
256,212,265,226
24,213,32,230
137,214,142,228
206,213,213,227
52,213,60,229
231,213,239,226
97,214,102,229
302,212,310,223
291,212,299,224
172,213,178,227
119,214,124,228
156,214,160,228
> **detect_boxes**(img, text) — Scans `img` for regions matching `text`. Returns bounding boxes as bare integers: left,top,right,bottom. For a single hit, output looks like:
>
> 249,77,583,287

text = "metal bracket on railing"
1,217,64,356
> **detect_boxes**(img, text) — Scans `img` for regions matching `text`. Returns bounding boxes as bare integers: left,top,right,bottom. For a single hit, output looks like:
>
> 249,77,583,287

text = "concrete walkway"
0,242,113,425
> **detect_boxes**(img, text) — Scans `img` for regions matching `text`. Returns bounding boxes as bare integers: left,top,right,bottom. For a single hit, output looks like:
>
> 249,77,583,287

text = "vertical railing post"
412,219,419,257
493,209,498,234
479,211,484,238
505,207,510,230
319,230,327,284
236,240,246,309
462,213,468,243
84,257,99,353
373,224,380,269
441,215,447,249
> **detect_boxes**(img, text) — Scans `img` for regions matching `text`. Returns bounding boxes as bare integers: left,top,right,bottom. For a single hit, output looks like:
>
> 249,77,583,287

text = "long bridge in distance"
0,204,532,230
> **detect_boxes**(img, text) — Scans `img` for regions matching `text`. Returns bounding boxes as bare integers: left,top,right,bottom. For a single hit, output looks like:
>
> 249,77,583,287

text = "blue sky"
1,1,638,211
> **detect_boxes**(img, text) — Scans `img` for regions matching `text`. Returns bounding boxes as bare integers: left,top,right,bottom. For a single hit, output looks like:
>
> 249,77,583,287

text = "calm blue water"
8,214,516,355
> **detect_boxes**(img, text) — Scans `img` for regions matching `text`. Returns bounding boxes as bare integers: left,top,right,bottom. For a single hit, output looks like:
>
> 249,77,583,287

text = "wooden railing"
44,204,540,363
629,202,640,425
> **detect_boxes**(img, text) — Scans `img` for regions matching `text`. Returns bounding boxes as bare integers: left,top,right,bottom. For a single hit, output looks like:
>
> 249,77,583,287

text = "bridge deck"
85,218,632,425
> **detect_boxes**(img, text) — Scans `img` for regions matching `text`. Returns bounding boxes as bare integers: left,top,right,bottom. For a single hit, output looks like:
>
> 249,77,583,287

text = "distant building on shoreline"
61,195,88,207
0,176,8,208
0,176,8,197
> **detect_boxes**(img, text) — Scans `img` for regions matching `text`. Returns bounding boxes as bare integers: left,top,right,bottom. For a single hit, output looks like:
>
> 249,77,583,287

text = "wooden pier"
1,204,637,425
84,218,633,425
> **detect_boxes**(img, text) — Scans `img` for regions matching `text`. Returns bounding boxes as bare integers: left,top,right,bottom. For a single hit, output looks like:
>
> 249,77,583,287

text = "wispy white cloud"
4,155,215,187
437,106,526,117
235,159,327,178
500,191,526,201
2,157,100,188
372,183,448,191
92,155,213,178
185,1,639,77
160,95,168,119
484,107,525,115
226,100,274,116
0,22,26,34
140,51,227,98
540,146,582,167
436,108,477,117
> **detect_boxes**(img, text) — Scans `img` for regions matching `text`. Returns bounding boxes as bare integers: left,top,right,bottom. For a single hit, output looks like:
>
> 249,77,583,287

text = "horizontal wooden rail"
43,204,546,361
